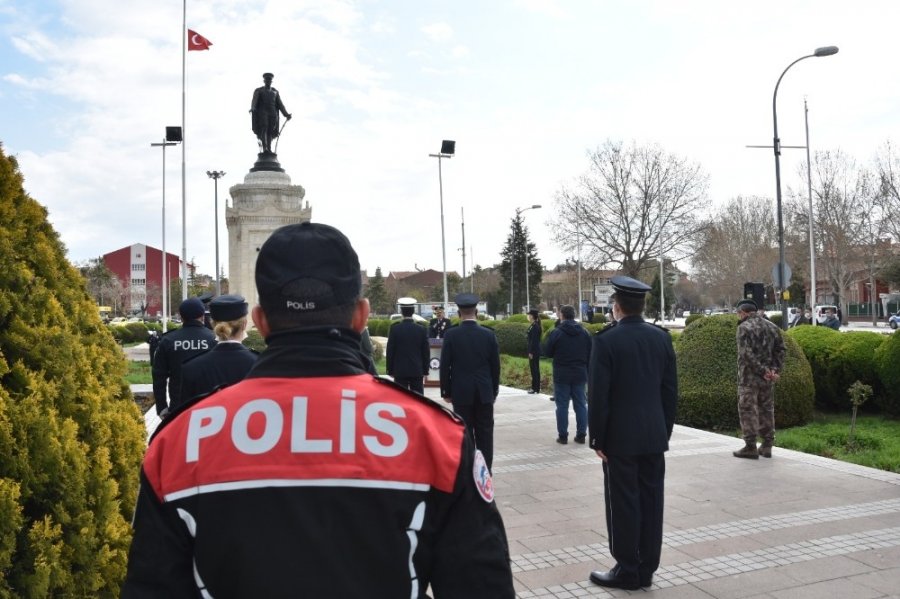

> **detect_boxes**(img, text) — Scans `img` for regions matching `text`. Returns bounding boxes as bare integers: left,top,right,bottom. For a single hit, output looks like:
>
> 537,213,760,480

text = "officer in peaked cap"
428,303,451,339
386,296,429,393
439,291,501,469
179,294,258,404
587,274,677,591
197,291,216,330
124,222,515,598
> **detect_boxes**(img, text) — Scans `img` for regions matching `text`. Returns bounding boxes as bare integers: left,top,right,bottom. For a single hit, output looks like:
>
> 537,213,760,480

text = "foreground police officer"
151,297,216,417
588,276,677,591
439,292,501,470
386,296,429,393
179,294,258,404
123,222,515,598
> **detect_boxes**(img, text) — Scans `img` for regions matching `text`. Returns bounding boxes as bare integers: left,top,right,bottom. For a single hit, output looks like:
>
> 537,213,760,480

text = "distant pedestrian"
526,309,542,394
543,305,591,444
180,294,258,404
440,293,501,469
823,308,841,330
151,298,216,418
386,297,430,394
733,299,785,459
588,276,677,591
146,330,160,366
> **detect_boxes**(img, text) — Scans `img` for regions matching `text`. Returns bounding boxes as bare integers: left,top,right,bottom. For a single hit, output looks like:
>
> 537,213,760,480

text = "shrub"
499,355,553,392
125,321,149,342
0,146,146,596
506,314,529,324
590,313,607,324
492,322,529,357
874,332,900,415
685,313,704,327
243,329,266,353
769,313,783,328
366,318,391,338
676,314,814,430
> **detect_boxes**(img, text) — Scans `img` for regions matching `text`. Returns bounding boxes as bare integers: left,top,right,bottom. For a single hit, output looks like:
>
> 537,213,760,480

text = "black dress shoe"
574,434,586,444
556,437,568,444
640,574,653,587
527,390,537,394
589,569,640,590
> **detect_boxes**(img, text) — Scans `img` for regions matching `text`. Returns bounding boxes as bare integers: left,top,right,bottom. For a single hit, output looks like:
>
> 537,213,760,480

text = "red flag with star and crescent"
187,29,212,51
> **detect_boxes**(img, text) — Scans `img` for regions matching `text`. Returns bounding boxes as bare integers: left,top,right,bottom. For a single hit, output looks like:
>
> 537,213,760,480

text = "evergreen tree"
647,271,675,320
0,145,146,596
367,267,391,315
499,215,543,314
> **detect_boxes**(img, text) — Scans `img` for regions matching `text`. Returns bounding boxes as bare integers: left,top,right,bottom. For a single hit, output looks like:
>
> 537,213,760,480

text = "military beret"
455,292,479,308
611,275,651,298
255,222,361,312
210,294,249,322
178,297,205,320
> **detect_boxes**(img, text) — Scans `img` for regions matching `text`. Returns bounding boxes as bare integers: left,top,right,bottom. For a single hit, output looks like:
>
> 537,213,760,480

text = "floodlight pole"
151,139,179,332
206,170,225,296
429,140,455,311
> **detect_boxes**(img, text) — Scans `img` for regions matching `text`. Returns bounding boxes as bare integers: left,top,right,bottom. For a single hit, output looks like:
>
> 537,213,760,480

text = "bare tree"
691,197,777,307
875,140,900,242
551,140,709,278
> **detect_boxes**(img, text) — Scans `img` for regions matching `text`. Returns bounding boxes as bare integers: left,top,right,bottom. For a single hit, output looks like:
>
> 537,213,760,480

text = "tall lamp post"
429,140,455,311
151,126,181,332
206,170,226,295
772,45,838,329
803,98,818,326
510,204,541,315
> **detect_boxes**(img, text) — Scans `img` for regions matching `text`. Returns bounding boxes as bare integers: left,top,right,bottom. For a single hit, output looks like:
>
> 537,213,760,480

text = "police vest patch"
472,450,494,503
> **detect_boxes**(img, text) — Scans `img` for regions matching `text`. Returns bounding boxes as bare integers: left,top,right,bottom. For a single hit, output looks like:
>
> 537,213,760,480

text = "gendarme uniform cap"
610,275,651,298
398,297,417,306
455,292,479,308
210,294,249,321
736,299,758,312
255,222,361,312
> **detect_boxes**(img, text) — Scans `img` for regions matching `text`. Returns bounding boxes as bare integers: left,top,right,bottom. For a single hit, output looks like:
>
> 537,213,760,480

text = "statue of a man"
250,72,291,154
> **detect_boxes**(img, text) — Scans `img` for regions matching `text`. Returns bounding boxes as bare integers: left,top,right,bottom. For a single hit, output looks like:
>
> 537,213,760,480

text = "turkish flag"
187,29,212,51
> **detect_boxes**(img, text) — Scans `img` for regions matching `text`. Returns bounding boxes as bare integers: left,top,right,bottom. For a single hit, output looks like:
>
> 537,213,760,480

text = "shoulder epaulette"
651,323,670,333
594,322,617,335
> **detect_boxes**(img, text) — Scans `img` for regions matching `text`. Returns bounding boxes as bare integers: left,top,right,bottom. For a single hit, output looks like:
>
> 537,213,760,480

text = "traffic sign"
771,262,792,288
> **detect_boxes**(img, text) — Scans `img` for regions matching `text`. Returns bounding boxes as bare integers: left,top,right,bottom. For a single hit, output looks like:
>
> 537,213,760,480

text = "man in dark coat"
526,309,542,394
588,276,678,591
386,297,430,394
152,298,217,417
440,293,501,469
428,305,451,339
180,295,258,404
543,305,592,444
250,72,291,153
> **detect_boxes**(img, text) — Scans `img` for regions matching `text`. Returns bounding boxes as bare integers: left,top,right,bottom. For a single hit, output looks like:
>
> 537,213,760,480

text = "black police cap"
255,222,361,313
454,292,479,308
610,275,651,298
210,294,249,322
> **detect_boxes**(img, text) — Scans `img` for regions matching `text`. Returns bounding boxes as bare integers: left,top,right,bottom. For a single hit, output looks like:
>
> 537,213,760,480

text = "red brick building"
103,243,183,316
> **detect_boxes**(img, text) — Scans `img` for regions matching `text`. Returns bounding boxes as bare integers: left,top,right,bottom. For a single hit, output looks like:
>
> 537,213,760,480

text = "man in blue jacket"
543,305,592,444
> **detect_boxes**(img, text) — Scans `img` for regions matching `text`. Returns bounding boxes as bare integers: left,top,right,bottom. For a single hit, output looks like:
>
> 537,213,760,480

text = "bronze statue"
250,73,291,154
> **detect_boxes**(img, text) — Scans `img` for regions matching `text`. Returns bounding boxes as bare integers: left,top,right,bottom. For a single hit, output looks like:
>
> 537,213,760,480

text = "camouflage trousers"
737,383,775,445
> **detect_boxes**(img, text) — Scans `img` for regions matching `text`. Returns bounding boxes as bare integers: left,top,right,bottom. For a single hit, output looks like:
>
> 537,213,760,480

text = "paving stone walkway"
139,382,900,598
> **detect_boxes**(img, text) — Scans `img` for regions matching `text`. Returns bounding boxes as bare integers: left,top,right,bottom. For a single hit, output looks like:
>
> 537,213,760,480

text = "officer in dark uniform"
197,291,215,330
151,297,216,417
428,305,451,339
386,296,430,393
439,292,501,469
180,294,258,404
146,330,161,366
123,222,514,597
587,275,678,591
526,308,542,393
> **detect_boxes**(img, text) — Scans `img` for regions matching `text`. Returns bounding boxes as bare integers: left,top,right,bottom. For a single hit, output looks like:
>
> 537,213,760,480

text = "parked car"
542,310,558,320
889,312,900,330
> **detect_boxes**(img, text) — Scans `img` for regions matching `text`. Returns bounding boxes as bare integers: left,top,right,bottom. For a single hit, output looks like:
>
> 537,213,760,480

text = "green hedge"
875,332,900,415
676,314,814,430
499,355,553,392
493,322,529,357
685,313,704,327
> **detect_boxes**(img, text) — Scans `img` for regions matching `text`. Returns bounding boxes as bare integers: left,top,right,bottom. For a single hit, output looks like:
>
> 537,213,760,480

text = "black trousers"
602,453,665,580
394,376,424,395
528,355,541,392
452,401,495,470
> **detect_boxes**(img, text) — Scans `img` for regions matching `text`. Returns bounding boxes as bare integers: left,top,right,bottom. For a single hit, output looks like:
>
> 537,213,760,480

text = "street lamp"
429,140,455,311
151,126,181,332
510,204,541,315
772,45,838,329
206,170,226,296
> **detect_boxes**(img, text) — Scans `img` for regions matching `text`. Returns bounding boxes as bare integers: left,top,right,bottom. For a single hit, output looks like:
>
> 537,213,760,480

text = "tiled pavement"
140,382,900,598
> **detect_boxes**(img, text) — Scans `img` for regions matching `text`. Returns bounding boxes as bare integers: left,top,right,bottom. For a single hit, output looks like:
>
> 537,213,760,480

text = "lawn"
126,361,152,384
775,412,900,473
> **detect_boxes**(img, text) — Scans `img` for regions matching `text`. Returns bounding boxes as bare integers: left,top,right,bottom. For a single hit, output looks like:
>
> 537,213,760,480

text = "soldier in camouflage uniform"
734,299,785,459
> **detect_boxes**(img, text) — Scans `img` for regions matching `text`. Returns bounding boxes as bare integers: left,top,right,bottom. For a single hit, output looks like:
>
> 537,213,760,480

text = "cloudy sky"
2,0,899,279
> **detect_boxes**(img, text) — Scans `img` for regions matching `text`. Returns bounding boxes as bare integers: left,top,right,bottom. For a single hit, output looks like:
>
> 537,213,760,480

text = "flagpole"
181,0,188,301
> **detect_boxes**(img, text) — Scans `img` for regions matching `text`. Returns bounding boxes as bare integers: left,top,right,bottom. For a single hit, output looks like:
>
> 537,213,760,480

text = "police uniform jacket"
526,320,542,357
542,319,591,384
439,320,500,405
386,318,430,379
151,320,216,413
588,316,678,455
179,341,259,404
428,317,451,339
123,327,514,598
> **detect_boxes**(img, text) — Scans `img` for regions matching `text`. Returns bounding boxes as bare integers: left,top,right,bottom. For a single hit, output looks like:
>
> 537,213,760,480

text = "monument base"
250,151,285,173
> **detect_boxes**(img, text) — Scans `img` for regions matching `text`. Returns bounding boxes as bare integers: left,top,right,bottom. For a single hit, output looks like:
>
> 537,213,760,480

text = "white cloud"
421,22,453,43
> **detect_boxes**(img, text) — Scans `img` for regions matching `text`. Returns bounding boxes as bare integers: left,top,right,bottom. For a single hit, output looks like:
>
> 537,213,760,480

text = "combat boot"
759,442,773,458
732,442,759,460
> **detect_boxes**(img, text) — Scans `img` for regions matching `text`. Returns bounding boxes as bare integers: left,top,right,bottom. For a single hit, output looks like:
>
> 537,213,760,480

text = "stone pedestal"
226,169,311,302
